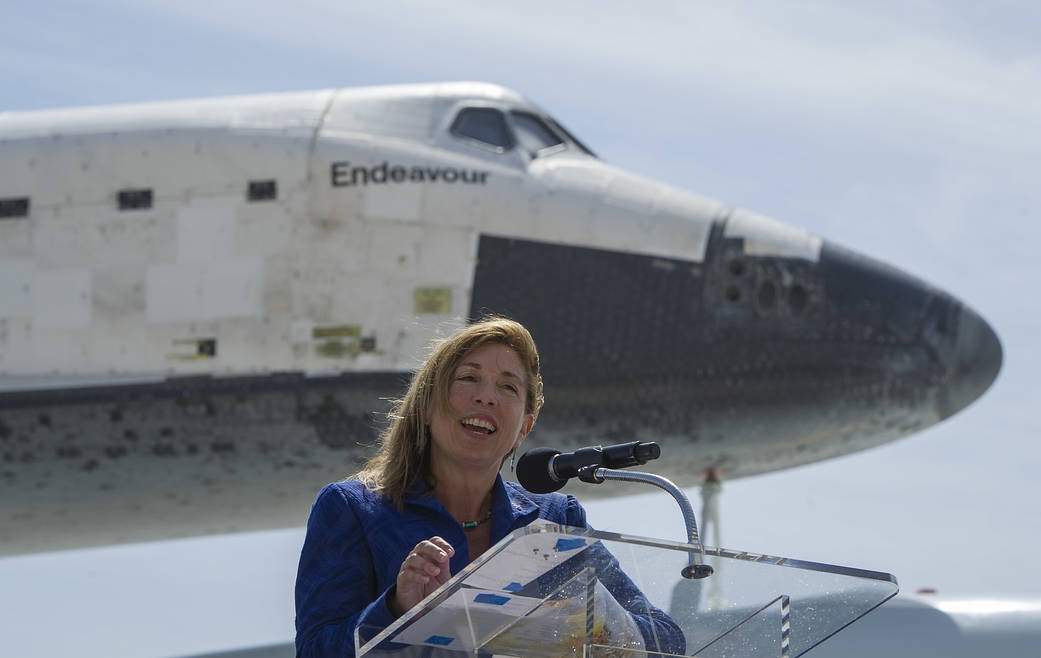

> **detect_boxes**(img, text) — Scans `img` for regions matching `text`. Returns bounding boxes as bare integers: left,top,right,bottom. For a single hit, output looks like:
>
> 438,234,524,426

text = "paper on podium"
464,520,592,591
390,587,542,650
388,521,595,651
391,576,643,654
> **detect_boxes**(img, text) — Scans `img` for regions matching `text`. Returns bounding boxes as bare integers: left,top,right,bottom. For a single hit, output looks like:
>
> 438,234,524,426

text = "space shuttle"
0,82,1001,558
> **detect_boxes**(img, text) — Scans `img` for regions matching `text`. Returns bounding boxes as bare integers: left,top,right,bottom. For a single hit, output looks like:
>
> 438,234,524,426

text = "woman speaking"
294,317,681,656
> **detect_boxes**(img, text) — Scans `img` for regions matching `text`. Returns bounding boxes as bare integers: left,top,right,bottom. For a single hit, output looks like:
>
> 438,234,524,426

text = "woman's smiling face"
427,342,535,474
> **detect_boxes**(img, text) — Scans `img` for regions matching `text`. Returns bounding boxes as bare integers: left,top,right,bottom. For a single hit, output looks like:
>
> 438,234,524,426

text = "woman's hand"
391,536,455,617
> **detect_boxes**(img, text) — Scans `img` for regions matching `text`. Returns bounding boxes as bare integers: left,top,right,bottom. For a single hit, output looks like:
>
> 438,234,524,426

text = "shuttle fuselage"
0,83,1001,554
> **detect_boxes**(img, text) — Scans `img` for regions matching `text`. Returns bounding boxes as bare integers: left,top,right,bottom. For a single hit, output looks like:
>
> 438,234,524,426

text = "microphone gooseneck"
515,441,712,580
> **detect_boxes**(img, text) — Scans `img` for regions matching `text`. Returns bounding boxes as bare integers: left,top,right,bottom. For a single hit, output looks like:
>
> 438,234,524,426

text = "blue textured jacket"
294,475,683,657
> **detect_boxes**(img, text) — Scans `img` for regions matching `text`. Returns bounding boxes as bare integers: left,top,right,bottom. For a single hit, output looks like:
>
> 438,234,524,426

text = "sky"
2,1,1040,655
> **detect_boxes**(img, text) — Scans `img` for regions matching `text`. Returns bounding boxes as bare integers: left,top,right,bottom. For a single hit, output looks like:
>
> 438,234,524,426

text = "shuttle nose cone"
819,241,1002,421
939,303,1002,418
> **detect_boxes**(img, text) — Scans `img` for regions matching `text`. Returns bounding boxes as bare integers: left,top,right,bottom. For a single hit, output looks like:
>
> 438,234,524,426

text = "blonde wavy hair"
355,317,544,509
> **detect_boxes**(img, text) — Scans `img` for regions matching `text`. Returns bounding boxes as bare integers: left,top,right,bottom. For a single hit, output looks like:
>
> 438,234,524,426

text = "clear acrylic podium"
357,521,897,657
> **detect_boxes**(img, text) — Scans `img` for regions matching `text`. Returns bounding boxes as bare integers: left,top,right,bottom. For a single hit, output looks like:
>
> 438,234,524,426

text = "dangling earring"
509,450,516,473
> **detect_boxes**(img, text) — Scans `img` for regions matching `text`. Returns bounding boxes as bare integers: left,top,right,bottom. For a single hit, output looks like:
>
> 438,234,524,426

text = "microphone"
516,441,661,494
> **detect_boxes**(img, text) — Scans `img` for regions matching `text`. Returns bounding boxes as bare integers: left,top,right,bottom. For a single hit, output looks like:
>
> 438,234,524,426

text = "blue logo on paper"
554,538,587,552
474,593,510,606
425,635,454,646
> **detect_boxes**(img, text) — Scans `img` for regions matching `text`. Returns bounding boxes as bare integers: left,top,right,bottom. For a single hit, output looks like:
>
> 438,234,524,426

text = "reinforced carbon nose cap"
819,240,1002,421
939,303,1003,418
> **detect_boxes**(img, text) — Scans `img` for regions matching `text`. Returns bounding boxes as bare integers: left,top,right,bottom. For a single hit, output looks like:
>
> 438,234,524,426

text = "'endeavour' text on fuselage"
330,161,490,187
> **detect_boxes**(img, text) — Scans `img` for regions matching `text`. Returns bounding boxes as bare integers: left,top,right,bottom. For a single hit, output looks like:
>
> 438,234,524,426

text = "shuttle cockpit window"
508,111,565,158
450,107,514,152
546,117,596,158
